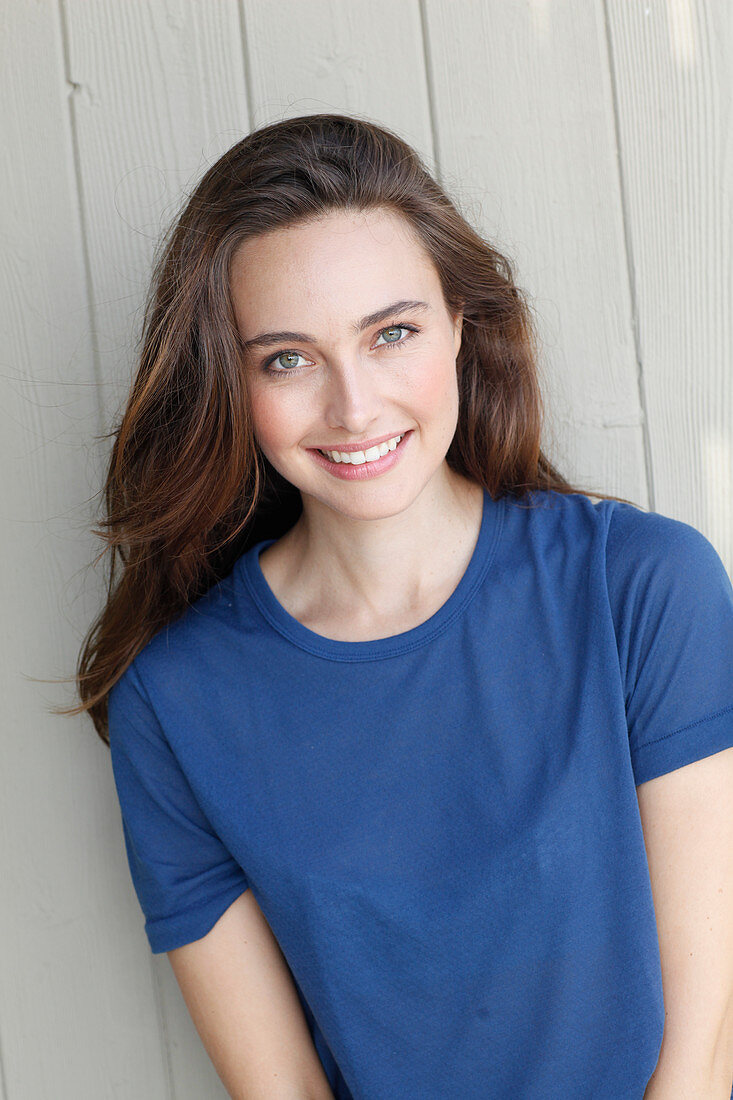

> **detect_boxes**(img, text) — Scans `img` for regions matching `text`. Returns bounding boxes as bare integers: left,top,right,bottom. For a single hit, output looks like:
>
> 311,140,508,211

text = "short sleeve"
108,662,250,953
606,504,733,786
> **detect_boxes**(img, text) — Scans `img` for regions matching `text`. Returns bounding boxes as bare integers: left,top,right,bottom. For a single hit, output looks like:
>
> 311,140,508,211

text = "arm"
637,746,733,1099
168,889,336,1100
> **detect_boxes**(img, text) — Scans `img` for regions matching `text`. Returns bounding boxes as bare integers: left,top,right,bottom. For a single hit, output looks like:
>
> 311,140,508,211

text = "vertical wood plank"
424,0,648,504
241,0,435,180
61,1,251,1095
0,0,149,1095
606,0,732,563
63,0,251,421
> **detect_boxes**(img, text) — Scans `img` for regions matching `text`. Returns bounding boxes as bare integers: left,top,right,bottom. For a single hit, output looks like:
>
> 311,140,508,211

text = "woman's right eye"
264,351,310,375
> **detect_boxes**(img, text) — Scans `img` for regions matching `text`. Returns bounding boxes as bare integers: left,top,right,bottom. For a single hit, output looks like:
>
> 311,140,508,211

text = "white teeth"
320,433,405,464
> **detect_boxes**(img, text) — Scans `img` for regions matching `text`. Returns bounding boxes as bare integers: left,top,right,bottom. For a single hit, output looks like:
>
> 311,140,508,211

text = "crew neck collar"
237,487,505,662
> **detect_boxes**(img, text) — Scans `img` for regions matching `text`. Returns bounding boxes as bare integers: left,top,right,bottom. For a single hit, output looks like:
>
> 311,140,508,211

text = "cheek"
247,386,302,451
400,348,458,414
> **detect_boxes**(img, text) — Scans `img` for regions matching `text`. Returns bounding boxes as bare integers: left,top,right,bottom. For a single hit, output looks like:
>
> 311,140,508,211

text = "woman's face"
229,206,463,521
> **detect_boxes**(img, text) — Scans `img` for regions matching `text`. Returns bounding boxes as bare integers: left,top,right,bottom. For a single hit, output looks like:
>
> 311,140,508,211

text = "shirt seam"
633,701,733,751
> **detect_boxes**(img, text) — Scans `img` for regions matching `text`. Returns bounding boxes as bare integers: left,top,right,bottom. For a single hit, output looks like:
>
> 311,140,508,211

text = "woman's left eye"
373,324,418,349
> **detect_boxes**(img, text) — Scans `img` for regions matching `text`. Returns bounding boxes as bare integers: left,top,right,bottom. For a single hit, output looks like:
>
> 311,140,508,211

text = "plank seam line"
235,0,256,134
601,0,656,512
56,0,105,431
417,0,442,184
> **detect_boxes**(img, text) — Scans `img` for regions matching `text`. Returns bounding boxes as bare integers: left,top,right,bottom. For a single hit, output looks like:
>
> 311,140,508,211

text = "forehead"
229,207,440,332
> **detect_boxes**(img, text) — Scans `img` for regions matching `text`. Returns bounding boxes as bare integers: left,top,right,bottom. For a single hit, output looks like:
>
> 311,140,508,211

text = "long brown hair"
58,112,637,743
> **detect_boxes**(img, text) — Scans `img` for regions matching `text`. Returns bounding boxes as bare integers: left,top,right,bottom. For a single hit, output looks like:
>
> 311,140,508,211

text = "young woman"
71,114,733,1099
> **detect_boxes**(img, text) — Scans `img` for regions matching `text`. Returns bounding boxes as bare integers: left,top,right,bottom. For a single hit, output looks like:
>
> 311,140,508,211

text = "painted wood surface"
2,1,729,1094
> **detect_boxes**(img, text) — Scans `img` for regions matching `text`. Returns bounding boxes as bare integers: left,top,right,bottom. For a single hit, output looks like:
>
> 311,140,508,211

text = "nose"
321,354,386,436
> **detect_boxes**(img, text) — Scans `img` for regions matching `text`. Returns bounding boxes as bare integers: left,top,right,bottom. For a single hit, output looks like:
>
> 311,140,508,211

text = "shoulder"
509,487,616,536
524,489,728,578
600,498,731,601
507,489,731,612
109,565,245,720
505,489,636,563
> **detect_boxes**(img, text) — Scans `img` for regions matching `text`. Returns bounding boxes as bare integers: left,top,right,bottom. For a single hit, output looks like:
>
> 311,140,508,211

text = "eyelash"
261,323,421,378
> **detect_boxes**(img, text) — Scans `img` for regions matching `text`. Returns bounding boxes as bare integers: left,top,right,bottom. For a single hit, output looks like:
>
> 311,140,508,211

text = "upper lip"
312,430,409,453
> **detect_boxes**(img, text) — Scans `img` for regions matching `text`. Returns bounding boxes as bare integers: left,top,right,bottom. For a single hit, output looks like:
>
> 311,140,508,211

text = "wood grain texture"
0,0,118,1096
47,0,251,1096
606,0,732,561
63,0,251,428
425,0,649,506
241,0,435,164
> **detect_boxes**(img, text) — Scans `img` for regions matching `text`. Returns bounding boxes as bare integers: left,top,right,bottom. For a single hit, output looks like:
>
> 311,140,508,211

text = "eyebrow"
242,299,432,350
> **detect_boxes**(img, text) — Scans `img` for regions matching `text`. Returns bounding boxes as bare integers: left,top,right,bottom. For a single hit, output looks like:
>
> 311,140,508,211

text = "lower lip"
308,431,413,480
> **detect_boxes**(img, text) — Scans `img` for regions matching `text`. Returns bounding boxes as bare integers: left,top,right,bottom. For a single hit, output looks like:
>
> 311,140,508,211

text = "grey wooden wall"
2,1,730,1095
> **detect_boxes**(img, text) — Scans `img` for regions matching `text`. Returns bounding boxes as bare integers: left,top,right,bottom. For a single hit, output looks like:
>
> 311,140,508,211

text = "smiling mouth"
317,433,407,464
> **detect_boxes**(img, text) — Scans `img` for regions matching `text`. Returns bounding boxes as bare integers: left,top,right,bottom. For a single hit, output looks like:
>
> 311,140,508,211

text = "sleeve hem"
631,703,733,786
145,878,251,954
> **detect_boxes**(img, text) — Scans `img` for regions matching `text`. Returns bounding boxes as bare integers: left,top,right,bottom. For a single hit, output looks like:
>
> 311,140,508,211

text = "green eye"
380,326,404,343
374,324,418,348
265,351,309,374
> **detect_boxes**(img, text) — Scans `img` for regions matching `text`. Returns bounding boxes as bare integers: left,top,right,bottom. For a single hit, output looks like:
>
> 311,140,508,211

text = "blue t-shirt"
108,487,733,1099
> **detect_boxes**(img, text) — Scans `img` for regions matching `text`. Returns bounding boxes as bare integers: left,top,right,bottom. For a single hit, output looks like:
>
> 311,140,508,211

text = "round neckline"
237,487,505,662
